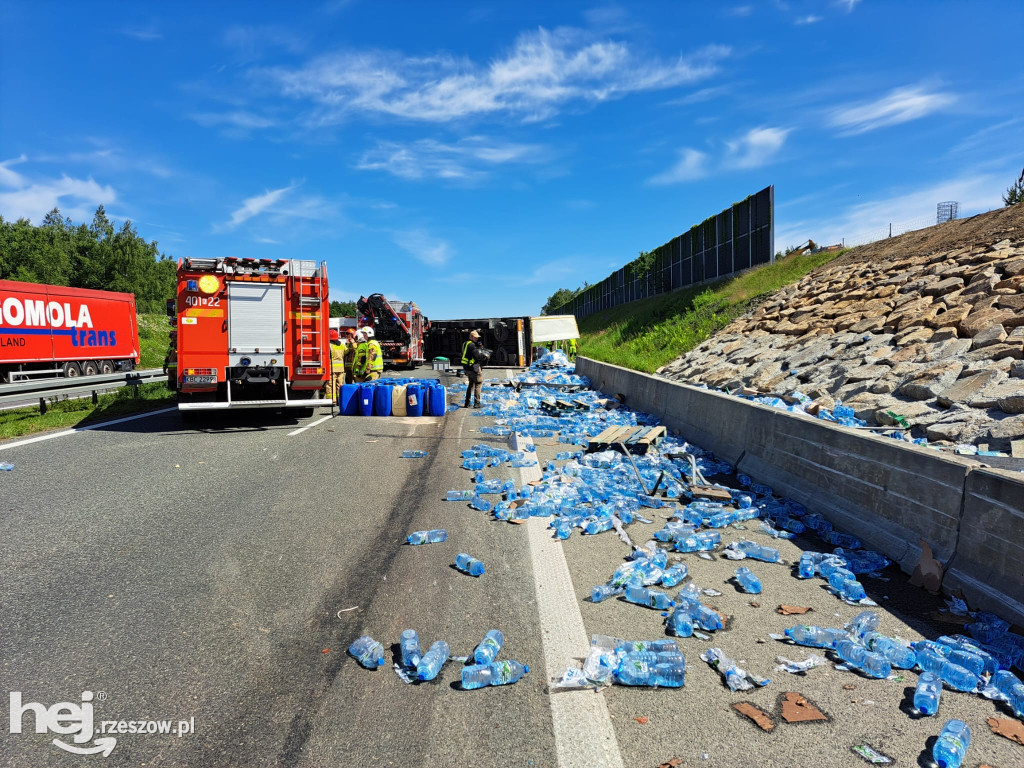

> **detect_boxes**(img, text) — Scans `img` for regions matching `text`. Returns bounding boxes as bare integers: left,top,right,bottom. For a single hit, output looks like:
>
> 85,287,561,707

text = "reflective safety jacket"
461,340,478,366
366,340,383,373
330,342,346,371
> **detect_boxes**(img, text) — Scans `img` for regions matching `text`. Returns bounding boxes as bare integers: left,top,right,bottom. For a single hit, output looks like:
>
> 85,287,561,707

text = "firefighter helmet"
329,329,340,342
362,327,375,339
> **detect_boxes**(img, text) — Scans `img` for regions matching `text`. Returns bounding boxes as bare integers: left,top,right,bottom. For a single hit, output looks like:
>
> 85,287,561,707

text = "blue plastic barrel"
339,384,359,416
373,384,393,416
358,384,375,416
406,382,424,417
427,384,446,416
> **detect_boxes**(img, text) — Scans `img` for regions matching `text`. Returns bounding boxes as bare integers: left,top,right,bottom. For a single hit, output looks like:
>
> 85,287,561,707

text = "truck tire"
62,361,81,378
81,360,99,377
99,360,115,374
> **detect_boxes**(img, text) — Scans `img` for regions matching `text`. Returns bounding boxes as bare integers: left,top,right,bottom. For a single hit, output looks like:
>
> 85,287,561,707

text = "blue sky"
1,1,1021,318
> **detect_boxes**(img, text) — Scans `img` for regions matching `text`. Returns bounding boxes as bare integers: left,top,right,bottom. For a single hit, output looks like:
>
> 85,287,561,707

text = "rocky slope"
657,205,1024,451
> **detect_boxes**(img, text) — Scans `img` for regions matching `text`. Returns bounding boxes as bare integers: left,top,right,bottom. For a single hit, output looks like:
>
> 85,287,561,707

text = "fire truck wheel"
81,360,100,377
62,361,82,378
99,360,115,374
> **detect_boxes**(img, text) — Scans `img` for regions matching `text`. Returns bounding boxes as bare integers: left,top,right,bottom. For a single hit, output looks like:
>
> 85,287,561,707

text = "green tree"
330,300,358,316
1004,171,1024,206
541,287,580,315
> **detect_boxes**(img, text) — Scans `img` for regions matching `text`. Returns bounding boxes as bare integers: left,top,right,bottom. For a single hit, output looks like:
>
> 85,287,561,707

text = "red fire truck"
172,257,331,416
356,293,427,369
0,279,140,382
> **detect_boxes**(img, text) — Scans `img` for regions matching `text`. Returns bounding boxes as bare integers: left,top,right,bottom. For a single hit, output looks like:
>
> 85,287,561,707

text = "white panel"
228,283,284,352
530,315,580,343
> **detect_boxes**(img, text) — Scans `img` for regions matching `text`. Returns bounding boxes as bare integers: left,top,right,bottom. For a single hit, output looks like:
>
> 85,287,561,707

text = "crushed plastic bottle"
400,629,422,669
455,553,485,577
446,490,473,502
845,611,880,639
785,625,845,649
401,450,428,458
735,566,762,594
470,495,492,512
349,636,385,669
862,633,916,669
991,670,1024,716
591,584,623,603
623,585,674,610
416,640,451,681
407,529,447,545
615,652,686,688
835,639,891,679
914,671,941,715
474,630,504,664
932,719,970,768
462,659,530,689
660,563,689,588
666,606,695,637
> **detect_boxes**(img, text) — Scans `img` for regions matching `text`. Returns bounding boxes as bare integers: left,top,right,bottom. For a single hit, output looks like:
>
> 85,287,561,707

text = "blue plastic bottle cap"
524,665,530,673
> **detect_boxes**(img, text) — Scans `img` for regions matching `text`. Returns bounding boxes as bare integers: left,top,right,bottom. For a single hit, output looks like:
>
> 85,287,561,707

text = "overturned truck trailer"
425,315,579,368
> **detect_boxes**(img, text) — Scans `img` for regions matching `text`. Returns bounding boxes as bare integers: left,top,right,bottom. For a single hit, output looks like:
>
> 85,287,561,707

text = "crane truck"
356,293,427,369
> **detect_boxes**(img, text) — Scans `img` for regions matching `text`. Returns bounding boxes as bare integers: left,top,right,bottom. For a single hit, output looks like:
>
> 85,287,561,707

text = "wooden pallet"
586,425,666,455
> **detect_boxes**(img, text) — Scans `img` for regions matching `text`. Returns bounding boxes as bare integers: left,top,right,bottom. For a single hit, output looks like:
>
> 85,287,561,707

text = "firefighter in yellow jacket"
353,327,384,382
328,329,346,401
342,327,358,384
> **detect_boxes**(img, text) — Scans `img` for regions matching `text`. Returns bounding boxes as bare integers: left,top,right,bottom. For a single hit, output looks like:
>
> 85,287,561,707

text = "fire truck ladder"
295,261,327,370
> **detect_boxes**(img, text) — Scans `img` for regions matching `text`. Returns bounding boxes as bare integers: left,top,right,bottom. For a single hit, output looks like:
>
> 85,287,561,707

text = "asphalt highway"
0,367,1020,768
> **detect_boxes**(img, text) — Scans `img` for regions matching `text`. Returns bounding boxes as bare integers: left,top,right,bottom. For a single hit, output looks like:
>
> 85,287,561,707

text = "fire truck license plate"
184,375,217,384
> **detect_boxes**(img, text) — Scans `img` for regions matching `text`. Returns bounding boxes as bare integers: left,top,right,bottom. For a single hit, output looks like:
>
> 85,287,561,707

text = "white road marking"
0,407,178,452
512,432,624,768
287,414,333,437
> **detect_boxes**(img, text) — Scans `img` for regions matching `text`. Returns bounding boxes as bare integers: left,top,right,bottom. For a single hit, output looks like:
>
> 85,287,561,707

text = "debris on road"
850,744,892,764
777,605,812,615
732,702,774,731
700,648,770,691
780,691,827,723
401,450,428,458
774,654,828,674
406,529,447,545
454,553,485,576
633,716,648,724
461,659,530,689
348,636,385,669
416,640,450,681
987,716,1024,746
0,462,13,471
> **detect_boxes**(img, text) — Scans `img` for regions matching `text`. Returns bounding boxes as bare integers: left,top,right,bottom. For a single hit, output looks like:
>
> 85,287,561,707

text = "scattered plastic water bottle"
401,450,428,458
615,653,686,687
785,625,844,649
667,606,695,637
735,540,780,562
0,462,13,471
455,553,485,577
914,671,941,715
348,636,385,669
845,611,880,639
932,719,970,768
840,579,867,601
836,639,891,679
473,630,504,664
416,640,450,681
470,495,492,513
623,585,674,610
827,568,856,591
462,659,529,689
407,529,447,545
798,553,817,579
992,670,1024,716
446,490,473,501
555,451,573,460
660,563,689,588
591,584,622,603
735,567,762,594
945,649,986,676
862,633,916,668
400,629,422,669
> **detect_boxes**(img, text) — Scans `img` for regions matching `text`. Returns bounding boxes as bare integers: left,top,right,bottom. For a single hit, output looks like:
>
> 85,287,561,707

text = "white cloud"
836,0,862,11
724,126,791,169
0,158,116,223
264,28,730,124
121,27,161,41
357,136,546,181
190,111,276,130
795,15,822,25
220,184,296,230
775,172,1008,249
829,85,957,134
647,148,709,185
393,230,453,266
728,5,754,17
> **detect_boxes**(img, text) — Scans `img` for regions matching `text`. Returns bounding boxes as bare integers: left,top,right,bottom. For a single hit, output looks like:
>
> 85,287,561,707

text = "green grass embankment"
0,313,176,441
578,249,846,373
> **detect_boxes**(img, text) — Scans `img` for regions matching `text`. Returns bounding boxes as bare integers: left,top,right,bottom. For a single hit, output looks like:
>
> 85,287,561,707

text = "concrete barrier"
576,356,1024,627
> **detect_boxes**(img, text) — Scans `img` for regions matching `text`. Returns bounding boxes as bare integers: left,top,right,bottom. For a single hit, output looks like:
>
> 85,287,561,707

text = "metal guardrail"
0,369,166,410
